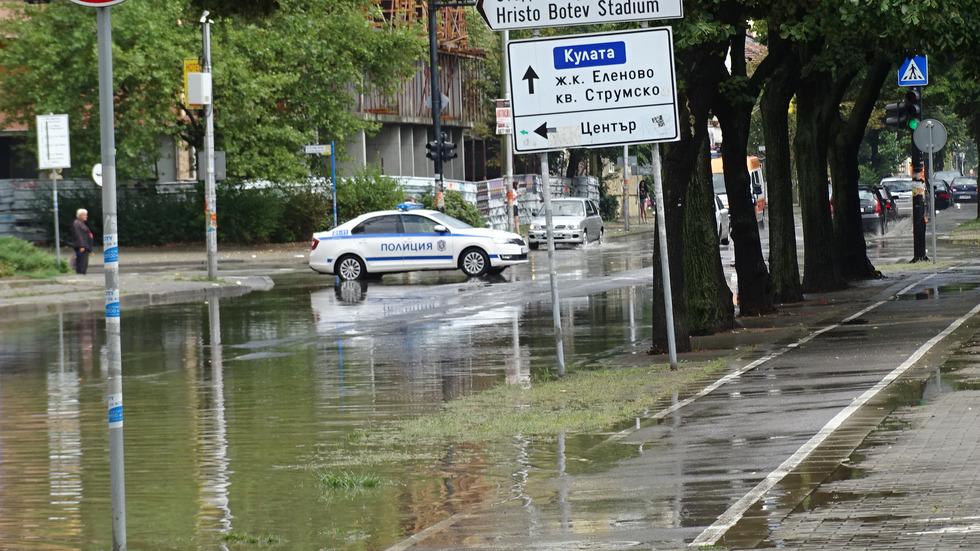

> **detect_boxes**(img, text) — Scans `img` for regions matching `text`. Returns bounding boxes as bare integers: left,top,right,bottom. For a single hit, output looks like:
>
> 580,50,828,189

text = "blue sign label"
106,302,120,318
104,246,118,263
554,41,626,70
108,405,123,424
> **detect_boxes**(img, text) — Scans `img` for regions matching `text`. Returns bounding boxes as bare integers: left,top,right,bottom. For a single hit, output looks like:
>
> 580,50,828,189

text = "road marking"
690,274,979,547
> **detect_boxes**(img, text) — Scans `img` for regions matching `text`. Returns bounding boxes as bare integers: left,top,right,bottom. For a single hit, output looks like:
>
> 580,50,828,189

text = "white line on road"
690,275,979,547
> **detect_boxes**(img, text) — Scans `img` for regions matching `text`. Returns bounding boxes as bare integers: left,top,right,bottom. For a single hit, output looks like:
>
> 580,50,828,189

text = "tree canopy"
0,0,425,182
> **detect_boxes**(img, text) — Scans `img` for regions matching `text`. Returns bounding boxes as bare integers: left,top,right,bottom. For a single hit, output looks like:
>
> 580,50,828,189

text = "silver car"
527,198,603,250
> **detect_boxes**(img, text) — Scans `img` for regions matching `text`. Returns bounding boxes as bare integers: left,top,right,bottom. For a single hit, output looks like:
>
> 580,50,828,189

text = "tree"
0,0,425,183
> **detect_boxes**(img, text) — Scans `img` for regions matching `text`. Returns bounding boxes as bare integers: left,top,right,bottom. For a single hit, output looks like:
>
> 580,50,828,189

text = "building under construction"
336,0,495,187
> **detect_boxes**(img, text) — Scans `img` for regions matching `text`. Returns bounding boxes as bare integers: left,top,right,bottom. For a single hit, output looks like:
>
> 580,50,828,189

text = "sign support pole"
540,153,566,376
652,143,677,369
52,171,61,265
96,7,127,550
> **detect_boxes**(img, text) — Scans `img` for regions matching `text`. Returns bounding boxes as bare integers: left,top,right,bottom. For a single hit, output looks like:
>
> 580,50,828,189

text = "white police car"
309,204,529,280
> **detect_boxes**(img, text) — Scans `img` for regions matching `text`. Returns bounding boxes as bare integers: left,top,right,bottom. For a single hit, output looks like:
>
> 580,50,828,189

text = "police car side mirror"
434,224,448,233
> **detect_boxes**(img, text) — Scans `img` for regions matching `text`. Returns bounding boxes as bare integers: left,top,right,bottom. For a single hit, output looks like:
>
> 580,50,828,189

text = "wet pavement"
4,218,980,550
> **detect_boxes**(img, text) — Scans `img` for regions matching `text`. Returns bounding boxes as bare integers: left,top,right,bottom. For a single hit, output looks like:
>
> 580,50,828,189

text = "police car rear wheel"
336,255,366,281
460,248,489,277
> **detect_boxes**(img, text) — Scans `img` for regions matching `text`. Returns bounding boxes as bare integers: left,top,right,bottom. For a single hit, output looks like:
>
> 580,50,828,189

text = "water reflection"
0,275,654,549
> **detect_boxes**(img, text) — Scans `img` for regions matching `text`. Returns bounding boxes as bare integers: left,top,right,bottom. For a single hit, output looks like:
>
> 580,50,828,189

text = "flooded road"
0,238,658,550
1,208,977,550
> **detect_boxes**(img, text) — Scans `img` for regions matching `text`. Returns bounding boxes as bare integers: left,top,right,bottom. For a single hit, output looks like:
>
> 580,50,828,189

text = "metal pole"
202,13,217,278
428,3,444,211
928,135,937,265
540,154,566,376
52,171,61,265
622,145,630,231
651,143,678,369
96,7,126,549
331,140,338,227
503,30,516,232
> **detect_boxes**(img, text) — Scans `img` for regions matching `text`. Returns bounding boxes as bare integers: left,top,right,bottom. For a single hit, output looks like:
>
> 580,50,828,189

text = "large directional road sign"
507,27,679,153
477,0,682,31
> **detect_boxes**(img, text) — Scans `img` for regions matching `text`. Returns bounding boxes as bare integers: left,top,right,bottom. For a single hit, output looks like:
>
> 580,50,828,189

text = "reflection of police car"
309,205,529,280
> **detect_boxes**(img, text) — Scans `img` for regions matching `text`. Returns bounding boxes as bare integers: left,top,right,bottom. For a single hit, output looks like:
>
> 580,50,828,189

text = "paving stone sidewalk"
757,329,980,550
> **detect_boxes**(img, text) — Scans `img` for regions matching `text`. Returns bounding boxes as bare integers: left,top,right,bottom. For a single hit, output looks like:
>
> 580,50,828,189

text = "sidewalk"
0,242,309,321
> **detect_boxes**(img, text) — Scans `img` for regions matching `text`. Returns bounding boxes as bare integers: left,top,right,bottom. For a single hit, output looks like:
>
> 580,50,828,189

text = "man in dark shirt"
71,208,94,275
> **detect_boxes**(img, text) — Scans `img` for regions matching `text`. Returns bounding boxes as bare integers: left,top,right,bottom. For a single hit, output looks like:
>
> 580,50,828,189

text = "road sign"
898,55,928,86
507,27,678,152
68,0,129,6
36,114,71,170
477,0,682,31
913,118,947,153
304,144,331,155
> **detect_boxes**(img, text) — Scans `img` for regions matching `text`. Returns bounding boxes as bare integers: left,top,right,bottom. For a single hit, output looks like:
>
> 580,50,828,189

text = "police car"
309,204,529,280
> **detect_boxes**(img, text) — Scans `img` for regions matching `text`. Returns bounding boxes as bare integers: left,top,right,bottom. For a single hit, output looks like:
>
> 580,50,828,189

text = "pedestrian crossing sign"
898,56,928,86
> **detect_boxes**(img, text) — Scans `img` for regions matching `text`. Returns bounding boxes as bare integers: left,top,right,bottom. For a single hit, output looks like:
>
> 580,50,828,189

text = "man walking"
71,208,94,275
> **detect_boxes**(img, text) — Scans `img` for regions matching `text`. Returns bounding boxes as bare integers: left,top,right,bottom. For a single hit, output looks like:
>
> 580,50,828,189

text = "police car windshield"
428,212,473,229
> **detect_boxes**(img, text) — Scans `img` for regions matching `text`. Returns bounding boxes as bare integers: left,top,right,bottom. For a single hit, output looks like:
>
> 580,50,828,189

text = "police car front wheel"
460,248,490,277
336,255,366,281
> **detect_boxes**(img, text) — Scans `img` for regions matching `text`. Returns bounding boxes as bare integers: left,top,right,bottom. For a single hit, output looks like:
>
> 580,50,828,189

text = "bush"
417,189,486,227
333,166,404,225
0,236,67,277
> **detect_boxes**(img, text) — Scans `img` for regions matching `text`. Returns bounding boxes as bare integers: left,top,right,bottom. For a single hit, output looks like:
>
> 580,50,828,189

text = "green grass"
220,531,285,546
400,361,726,441
0,236,69,278
315,470,389,489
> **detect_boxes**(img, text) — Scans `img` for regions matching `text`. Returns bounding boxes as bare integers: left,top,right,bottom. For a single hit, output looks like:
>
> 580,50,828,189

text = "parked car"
929,180,952,211
715,194,730,245
879,176,914,217
932,170,961,186
527,197,603,250
949,176,978,204
858,185,888,235
309,204,528,280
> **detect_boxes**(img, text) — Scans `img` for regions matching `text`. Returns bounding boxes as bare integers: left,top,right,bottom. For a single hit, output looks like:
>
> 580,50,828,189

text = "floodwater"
0,273,653,550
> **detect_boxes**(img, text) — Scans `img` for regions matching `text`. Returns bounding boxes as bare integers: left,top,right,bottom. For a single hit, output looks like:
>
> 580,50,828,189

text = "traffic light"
884,101,908,127
441,140,458,161
425,140,439,161
905,87,922,130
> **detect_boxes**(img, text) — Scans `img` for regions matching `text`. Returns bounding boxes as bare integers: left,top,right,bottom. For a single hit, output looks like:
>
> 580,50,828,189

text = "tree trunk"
829,58,890,281
795,64,846,293
712,29,775,316
760,55,804,304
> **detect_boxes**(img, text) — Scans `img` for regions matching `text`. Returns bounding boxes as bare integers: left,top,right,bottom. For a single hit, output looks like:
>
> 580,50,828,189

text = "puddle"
894,282,980,300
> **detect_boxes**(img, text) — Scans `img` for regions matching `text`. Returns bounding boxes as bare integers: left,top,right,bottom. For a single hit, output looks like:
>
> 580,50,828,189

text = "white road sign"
507,27,679,152
36,114,71,170
477,0,683,30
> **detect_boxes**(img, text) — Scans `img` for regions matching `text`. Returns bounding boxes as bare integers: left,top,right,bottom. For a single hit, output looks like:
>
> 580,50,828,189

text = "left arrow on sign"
534,122,549,139
523,67,540,94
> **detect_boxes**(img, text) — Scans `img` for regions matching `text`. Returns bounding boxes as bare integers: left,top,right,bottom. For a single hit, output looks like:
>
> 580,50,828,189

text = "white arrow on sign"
477,0,682,31
507,27,679,152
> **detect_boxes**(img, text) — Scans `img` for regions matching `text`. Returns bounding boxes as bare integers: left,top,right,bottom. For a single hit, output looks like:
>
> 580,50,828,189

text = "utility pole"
201,12,217,277
427,3,445,212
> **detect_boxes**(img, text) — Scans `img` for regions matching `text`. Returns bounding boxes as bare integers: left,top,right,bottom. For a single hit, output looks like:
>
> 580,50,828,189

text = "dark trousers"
74,249,89,275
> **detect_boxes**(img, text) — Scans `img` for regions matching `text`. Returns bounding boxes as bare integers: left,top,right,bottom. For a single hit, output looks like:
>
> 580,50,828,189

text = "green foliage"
417,190,487,227
0,0,424,184
333,166,404,226
0,236,68,278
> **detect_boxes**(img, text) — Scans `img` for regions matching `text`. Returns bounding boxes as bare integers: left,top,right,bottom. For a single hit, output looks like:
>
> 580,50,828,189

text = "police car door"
353,214,404,273
401,213,455,271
